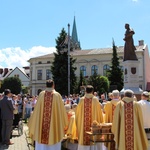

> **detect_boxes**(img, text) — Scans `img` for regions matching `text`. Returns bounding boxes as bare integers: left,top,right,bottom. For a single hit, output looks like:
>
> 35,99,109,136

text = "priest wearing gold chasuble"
28,79,68,150
75,85,104,150
104,90,120,123
112,89,148,150
103,90,120,150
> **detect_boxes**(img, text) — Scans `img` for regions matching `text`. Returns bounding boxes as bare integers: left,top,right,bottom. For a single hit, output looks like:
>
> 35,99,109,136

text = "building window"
14,74,19,78
91,65,98,75
37,70,42,80
46,69,51,80
47,61,50,64
103,64,110,76
80,66,86,76
38,61,42,64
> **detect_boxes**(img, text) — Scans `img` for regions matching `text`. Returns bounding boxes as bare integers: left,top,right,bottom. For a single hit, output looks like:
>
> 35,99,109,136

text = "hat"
142,91,149,97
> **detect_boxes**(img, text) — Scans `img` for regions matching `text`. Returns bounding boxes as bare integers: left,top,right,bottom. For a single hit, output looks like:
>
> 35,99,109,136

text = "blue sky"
0,0,149,68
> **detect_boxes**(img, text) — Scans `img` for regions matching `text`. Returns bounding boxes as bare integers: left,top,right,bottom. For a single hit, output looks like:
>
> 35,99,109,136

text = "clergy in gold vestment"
28,79,68,150
104,90,120,123
103,90,120,150
75,85,103,150
66,103,78,141
112,89,148,150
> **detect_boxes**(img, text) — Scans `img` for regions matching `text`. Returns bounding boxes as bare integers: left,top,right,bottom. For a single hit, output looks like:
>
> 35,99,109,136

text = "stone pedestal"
120,60,143,100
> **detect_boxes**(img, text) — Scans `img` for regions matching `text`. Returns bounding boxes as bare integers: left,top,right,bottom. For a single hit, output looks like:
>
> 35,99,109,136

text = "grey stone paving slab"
1,124,150,150
0,123,29,150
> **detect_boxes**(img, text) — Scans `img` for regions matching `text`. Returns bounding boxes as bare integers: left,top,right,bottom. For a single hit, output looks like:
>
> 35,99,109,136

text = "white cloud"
132,0,138,2
0,46,56,69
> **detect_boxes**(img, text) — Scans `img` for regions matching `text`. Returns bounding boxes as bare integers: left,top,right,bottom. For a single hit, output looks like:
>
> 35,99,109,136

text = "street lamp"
67,23,70,98
59,24,70,97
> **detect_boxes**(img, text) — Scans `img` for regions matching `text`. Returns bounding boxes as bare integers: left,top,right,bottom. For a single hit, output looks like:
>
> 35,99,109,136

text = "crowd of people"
0,90,38,147
0,79,150,150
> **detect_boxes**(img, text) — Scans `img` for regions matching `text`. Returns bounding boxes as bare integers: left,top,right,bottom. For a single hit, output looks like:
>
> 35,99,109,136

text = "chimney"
3,68,8,77
0,68,3,74
139,40,144,46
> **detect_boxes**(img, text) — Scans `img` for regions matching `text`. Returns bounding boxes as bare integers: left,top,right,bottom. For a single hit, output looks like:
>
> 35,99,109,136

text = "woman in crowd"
24,96,33,123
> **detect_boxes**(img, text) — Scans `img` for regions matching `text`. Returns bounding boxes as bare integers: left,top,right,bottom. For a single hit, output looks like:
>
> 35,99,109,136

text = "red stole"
109,104,116,150
41,91,53,144
124,101,134,150
83,97,92,145
112,104,116,122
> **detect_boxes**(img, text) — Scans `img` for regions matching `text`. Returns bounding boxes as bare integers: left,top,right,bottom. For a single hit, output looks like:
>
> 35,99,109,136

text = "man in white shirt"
138,91,150,131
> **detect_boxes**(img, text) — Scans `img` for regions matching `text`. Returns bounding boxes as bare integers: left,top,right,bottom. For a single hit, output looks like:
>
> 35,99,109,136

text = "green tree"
97,76,109,94
75,71,87,94
1,77,22,94
51,28,77,96
87,71,109,94
21,86,29,94
108,39,123,91
87,71,99,92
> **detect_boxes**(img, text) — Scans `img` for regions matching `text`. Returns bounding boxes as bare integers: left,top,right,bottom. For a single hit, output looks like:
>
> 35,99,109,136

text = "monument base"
121,60,143,100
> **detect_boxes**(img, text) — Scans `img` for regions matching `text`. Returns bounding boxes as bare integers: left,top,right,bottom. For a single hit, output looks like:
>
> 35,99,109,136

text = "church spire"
72,16,78,43
71,16,81,50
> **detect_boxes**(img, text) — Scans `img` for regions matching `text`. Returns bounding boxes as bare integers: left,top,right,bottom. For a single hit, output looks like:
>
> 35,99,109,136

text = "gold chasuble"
104,100,119,123
104,100,119,150
112,97,148,150
28,88,68,145
75,94,103,145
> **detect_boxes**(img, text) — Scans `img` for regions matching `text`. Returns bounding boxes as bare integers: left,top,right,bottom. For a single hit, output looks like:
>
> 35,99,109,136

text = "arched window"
80,66,86,76
103,64,110,76
91,65,98,75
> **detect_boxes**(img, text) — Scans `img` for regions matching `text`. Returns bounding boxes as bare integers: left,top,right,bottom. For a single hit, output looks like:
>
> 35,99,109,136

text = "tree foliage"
51,28,77,96
1,77,22,94
74,71,87,94
87,71,99,92
21,86,29,94
97,76,109,94
87,71,109,94
108,39,123,91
